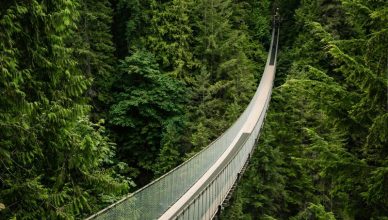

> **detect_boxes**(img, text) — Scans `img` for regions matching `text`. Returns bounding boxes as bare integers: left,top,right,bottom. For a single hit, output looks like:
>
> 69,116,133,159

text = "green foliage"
224,0,388,219
109,51,187,178
0,1,128,219
73,0,116,119
186,0,262,150
107,0,152,58
147,0,197,80
3,0,386,219
221,189,251,220
292,203,336,220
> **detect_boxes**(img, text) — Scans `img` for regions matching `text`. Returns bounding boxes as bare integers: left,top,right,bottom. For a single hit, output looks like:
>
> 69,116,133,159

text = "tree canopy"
1,0,386,219
222,0,388,219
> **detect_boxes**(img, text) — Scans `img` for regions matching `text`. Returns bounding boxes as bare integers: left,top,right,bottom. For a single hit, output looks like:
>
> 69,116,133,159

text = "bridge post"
214,205,222,219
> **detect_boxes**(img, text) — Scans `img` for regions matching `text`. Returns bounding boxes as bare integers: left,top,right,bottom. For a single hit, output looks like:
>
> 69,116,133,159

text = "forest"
0,0,387,219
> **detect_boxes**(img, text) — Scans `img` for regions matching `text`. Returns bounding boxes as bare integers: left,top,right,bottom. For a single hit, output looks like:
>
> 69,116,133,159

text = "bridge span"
87,25,279,220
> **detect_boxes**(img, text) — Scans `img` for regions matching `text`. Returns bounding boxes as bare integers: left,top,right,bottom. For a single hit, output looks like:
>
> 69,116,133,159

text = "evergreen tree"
74,0,116,119
225,0,388,219
0,1,128,218
147,0,197,81
2,0,385,218
189,0,257,148
292,203,336,220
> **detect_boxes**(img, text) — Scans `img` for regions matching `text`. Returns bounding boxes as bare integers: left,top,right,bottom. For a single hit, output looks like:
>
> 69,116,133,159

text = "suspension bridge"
87,24,279,220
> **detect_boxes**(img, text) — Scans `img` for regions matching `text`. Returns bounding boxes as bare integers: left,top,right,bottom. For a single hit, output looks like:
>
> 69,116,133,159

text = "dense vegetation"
0,0,386,219
0,0,269,218
222,0,388,219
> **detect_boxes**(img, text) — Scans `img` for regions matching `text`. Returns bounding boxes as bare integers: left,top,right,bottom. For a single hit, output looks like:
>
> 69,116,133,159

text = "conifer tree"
0,1,128,218
74,0,116,119
189,0,257,146
111,0,152,57
147,0,197,81
225,0,387,219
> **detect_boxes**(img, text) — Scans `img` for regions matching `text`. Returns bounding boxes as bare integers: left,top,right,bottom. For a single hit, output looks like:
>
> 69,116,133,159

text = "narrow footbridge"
87,26,279,220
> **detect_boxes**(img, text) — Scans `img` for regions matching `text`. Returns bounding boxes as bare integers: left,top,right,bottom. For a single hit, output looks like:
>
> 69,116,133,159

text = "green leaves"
109,51,187,177
224,0,387,219
292,203,336,220
146,0,197,81
0,1,129,219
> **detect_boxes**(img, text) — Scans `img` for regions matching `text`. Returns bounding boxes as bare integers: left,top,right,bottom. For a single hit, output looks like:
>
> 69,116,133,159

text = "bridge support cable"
86,26,279,220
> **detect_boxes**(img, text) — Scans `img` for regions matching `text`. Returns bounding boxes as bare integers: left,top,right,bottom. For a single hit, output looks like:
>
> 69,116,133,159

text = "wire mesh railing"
169,26,279,220
173,75,274,219
87,26,279,220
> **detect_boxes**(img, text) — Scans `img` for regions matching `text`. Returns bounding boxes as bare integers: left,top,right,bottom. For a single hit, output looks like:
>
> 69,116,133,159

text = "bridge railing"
161,26,279,219
87,26,279,220
169,73,274,219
